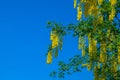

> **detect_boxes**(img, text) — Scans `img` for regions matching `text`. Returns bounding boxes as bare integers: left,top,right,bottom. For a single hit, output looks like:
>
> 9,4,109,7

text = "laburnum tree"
46,0,120,80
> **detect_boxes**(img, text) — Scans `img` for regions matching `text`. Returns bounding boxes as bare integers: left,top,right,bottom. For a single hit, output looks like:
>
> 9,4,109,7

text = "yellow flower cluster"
46,50,52,64
107,29,110,37
78,36,86,57
97,62,100,69
92,39,97,54
98,0,103,5
82,47,85,57
74,0,77,8
118,43,120,64
84,2,89,16
88,33,92,56
109,0,117,21
113,61,117,72
98,15,103,23
118,55,120,64
109,8,116,21
88,33,97,58
81,0,86,3
50,31,59,49
94,66,99,79
84,0,98,17
78,36,81,49
100,43,106,63
100,53,104,63
88,4,94,15
92,6,99,17
77,5,82,20
110,0,117,6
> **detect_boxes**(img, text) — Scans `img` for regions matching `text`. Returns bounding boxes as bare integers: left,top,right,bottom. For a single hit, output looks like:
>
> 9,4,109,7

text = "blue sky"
0,0,93,80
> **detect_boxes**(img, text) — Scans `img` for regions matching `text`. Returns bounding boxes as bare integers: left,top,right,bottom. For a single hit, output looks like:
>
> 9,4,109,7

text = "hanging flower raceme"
50,31,59,49
98,0,103,5
88,4,94,15
82,46,86,57
113,61,117,72
78,36,84,49
88,33,97,58
92,6,99,17
88,33,93,57
110,0,117,6
97,62,100,69
74,0,77,8
118,55,120,64
100,42,107,63
84,0,99,17
78,36,86,57
46,50,52,64
77,4,82,20
92,39,97,58
107,29,110,37
98,15,103,23
118,41,120,64
84,2,89,17
81,0,86,3
109,8,116,21
94,66,98,80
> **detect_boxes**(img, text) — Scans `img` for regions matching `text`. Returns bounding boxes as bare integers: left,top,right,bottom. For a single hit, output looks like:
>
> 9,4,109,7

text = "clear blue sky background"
0,0,93,80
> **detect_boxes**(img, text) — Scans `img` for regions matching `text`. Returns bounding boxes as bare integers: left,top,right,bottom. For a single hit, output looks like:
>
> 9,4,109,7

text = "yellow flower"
107,29,110,37
78,36,86,57
88,5,94,15
88,33,92,56
92,6,99,17
118,45,120,54
84,2,89,17
97,62,100,69
77,5,82,20
118,44,120,64
100,42,106,63
98,0,103,5
118,55,120,64
50,32,59,49
52,37,58,48
46,50,52,64
81,0,86,3
82,47,85,57
113,61,117,72
109,8,115,21
110,0,117,6
101,43,106,53
98,15,103,23
74,0,77,8
100,53,104,62
92,39,97,53
78,36,81,50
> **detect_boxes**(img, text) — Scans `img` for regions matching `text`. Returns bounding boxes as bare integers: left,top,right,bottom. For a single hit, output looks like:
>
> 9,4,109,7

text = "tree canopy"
46,0,120,80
